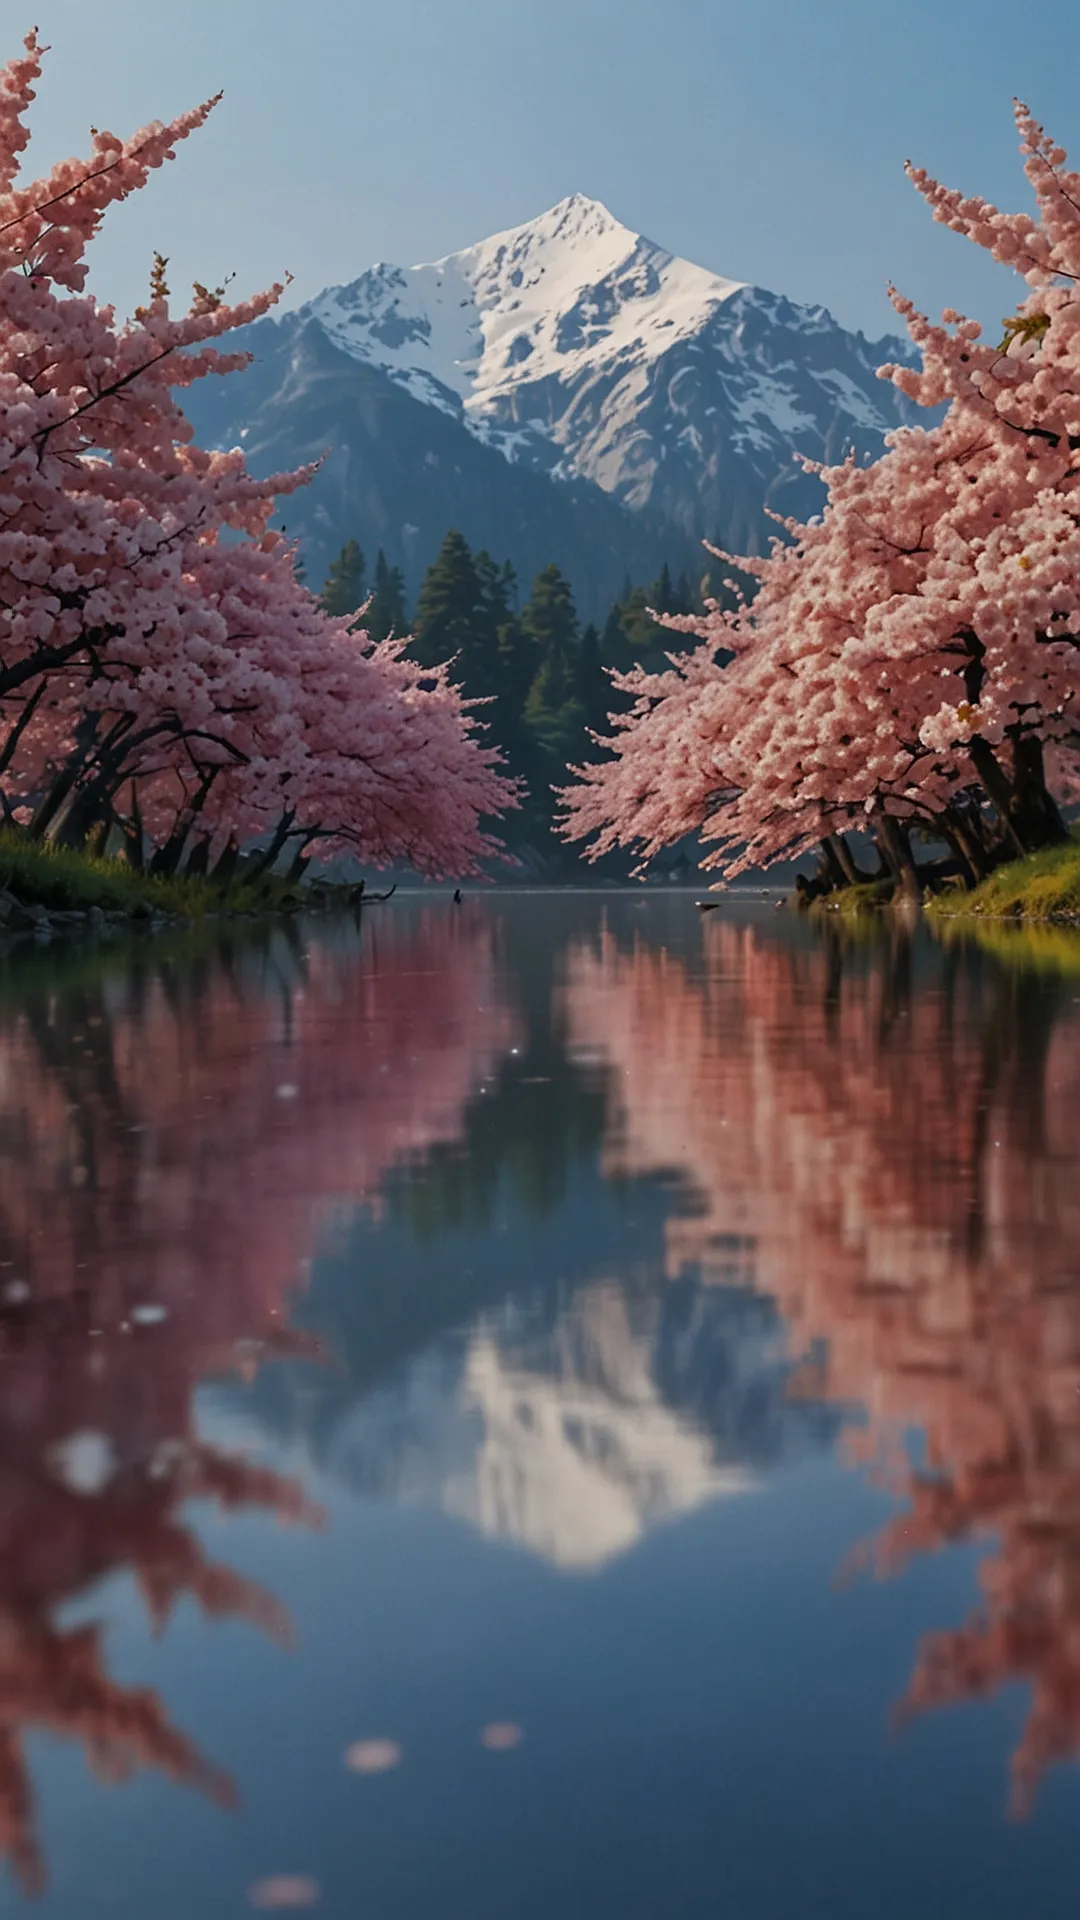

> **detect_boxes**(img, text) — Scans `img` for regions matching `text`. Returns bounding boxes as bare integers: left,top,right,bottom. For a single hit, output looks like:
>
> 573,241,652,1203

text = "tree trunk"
818,838,849,892
1006,733,1068,850
52,778,115,851
30,756,89,841
245,811,296,884
824,832,864,888
209,837,240,889
120,784,145,871
184,835,212,877
149,826,190,877
84,812,113,861
938,805,988,888
968,734,1065,857
874,811,921,902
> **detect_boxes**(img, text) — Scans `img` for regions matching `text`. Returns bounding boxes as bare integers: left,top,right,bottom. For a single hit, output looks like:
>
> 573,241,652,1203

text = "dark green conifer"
412,530,490,693
577,622,609,739
319,539,367,618
522,564,584,772
366,548,408,642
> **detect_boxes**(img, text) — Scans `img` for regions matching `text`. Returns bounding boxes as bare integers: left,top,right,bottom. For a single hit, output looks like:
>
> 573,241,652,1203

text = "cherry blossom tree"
562,102,1080,889
0,31,516,873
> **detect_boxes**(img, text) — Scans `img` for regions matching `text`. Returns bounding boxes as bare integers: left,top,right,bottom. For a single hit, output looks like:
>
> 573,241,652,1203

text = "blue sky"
15,0,1080,341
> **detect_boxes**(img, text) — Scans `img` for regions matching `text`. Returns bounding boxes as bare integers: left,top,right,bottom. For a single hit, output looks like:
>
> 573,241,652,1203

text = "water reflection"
1,898,1079,1910
0,910,514,1895
261,1276,835,1572
562,913,1080,1812
231,908,836,1573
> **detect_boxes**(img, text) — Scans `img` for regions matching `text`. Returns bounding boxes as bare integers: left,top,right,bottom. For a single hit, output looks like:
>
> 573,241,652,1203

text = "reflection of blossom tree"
0,1314,321,1899
0,911,516,1337
0,1450,311,1895
562,918,1080,1811
0,909,516,1891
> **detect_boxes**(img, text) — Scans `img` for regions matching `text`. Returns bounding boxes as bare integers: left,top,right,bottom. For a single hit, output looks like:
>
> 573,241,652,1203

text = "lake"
0,891,1077,1918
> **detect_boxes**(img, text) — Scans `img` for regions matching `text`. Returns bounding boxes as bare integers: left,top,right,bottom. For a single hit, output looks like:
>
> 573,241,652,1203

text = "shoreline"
800,835,1080,928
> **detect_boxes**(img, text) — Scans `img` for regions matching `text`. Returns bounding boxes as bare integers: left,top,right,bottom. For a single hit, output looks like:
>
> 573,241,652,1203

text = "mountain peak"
285,198,916,574
491,191,633,249
304,192,747,421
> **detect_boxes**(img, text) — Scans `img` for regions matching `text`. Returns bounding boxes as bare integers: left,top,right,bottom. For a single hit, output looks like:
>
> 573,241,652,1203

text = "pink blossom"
0,32,518,871
562,101,1080,881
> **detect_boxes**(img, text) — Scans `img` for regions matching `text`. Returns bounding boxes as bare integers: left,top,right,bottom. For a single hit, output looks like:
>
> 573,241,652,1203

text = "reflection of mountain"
562,915,1080,1809
224,899,839,1570
241,1196,838,1572
322,1279,834,1571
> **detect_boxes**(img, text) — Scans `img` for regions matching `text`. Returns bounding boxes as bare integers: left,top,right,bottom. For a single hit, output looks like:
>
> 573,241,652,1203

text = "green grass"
806,878,896,919
0,832,307,919
925,834,1080,923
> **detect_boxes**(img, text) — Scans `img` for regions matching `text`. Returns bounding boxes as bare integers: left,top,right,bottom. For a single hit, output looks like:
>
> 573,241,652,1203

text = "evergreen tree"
366,548,408,642
522,562,579,661
522,564,584,774
319,539,367,618
577,622,609,740
601,597,629,669
524,648,585,771
412,530,493,696
476,552,535,756
602,583,657,665
599,561,697,677
651,560,675,615
474,549,515,646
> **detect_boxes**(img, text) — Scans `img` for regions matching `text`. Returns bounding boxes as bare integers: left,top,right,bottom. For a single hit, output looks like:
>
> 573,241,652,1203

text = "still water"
0,891,1077,1917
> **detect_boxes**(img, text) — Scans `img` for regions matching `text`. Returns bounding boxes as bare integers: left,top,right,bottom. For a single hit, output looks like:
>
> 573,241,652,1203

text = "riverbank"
800,835,1080,925
925,835,1080,924
0,832,366,945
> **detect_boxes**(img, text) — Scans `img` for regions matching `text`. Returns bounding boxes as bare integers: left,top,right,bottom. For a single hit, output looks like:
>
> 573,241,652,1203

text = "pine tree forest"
319,530,703,867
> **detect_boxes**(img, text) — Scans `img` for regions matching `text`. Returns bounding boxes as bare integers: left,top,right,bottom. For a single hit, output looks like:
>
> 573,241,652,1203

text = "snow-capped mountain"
299,193,920,547
302,195,746,463
182,195,923,613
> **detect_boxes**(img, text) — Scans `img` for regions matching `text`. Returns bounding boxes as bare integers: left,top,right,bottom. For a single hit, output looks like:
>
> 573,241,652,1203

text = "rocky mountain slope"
185,194,926,613
181,313,692,623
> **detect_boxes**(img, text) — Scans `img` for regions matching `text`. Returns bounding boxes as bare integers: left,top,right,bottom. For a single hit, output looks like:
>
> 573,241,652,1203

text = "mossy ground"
925,834,1080,924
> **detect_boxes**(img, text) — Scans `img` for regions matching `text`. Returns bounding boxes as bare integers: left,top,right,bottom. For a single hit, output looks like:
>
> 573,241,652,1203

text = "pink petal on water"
480,1722,523,1751
344,1737,403,1774
248,1874,320,1909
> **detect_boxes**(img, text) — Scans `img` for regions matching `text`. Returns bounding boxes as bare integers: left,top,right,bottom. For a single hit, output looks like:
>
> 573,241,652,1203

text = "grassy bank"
926,835,1080,924
0,831,337,935
806,879,896,919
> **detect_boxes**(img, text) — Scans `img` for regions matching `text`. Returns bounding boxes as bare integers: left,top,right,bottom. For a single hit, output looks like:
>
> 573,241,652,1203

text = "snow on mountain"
299,193,920,547
304,195,744,434
181,195,927,614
